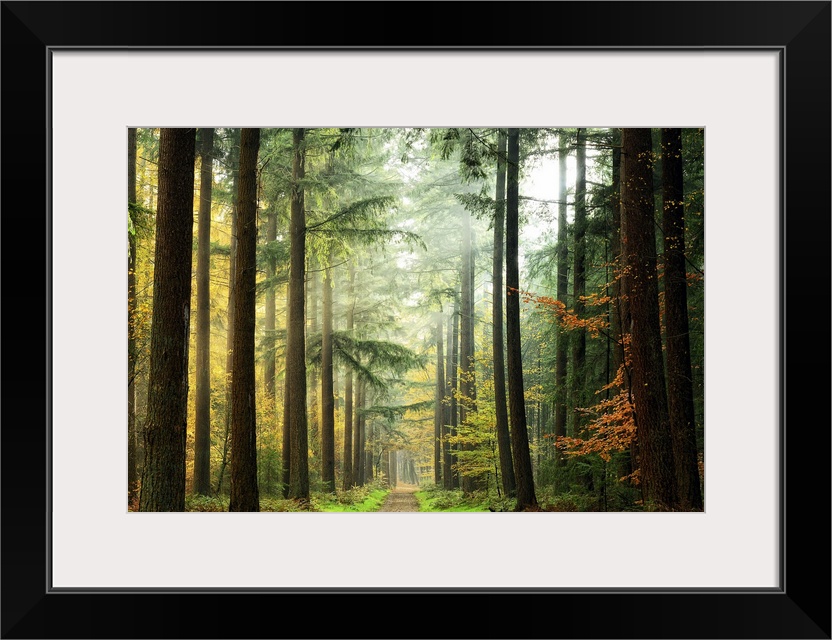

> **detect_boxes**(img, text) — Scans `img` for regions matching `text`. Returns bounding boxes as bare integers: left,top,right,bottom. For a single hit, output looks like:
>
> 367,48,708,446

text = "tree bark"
610,128,624,377
263,199,277,495
618,130,636,483
365,449,374,484
492,128,516,497
342,264,355,490
459,209,477,494
381,448,390,486
281,284,291,497
662,128,703,510
308,258,319,458
127,127,139,506
572,128,587,438
622,128,676,509
450,290,460,489
321,256,336,493
139,128,195,511
219,128,240,496
354,379,365,486
434,313,445,485
194,127,214,497
505,128,537,510
287,128,310,500
264,206,277,398
554,131,569,464
442,306,454,490
364,407,374,484
229,127,260,512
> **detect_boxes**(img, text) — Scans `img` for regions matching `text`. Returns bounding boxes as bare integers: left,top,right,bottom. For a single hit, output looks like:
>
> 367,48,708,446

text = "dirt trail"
378,484,421,512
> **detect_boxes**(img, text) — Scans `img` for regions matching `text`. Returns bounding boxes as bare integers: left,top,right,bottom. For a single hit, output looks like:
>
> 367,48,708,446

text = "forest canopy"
128,127,704,513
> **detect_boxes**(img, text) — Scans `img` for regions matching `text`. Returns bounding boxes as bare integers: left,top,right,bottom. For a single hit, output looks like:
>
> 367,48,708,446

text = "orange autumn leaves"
512,285,638,482
518,288,611,338
557,366,639,484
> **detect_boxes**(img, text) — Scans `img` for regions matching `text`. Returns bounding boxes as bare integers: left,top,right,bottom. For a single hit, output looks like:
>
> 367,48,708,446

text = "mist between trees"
128,127,704,513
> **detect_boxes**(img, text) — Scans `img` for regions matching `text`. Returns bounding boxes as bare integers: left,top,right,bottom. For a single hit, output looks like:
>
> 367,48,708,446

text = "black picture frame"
2,2,829,638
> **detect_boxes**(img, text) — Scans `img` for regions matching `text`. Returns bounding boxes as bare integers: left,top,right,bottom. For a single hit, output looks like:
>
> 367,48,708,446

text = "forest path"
378,484,421,512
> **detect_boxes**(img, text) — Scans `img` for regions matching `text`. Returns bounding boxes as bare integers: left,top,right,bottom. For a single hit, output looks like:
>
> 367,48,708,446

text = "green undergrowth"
182,481,649,513
535,487,600,512
315,486,389,512
184,495,229,512
183,482,390,512
415,484,491,512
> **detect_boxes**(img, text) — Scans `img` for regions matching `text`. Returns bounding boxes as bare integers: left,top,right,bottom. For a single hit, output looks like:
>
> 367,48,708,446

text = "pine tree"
193,127,214,497
229,127,261,512
621,128,676,509
287,128,310,500
662,128,703,510
139,128,196,512
505,128,537,510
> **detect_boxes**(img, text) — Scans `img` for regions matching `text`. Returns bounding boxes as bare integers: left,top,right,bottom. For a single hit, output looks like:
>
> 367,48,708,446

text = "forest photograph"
128,126,705,513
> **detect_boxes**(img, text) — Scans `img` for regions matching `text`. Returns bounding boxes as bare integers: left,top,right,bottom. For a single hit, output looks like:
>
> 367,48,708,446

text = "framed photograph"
3,2,829,638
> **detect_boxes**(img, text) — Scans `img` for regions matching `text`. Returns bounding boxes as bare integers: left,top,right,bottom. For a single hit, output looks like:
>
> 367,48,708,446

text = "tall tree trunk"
342,264,355,490
610,129,624,377
381,448,390,486
493,128,516,497
459,209,477,494
535,399,542,474
139,128,195,512
662,128,703,511
617,130,636,483
354,378,365,486
307,258,319,459
554,131,569,465
365,447,374,484
450,290,460,489
264,207,277,399
229,127,261,512
434,313,445,485
263,203,277,495
505,128,537,510
609,128,632,424
622,128,676,509
281,285,291,497
442,306,454,490
364,405,374,484
127,127,139,506
605,237,611,396
321,256,336,493
287,128,309,500
219,128,240,496
193,127,214,497
572,128,587,438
